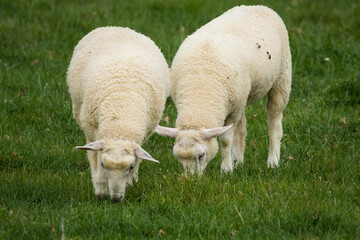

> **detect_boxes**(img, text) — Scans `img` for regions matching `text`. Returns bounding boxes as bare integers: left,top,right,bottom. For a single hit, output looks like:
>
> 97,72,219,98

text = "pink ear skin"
134,146,159,163
201,124,233,140
155,125,178,138
76,140,104,151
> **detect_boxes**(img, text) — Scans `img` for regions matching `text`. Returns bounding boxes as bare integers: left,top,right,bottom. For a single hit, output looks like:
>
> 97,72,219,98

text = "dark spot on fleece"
256,43,261,48
266,51,271,60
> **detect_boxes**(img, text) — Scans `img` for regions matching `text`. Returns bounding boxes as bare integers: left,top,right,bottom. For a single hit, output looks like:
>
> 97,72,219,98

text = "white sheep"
156,5,292,175
67,26,170,201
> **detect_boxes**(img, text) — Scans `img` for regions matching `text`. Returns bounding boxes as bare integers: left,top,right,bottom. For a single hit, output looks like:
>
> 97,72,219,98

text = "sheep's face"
156,125,232,175
76,139,159,201
99,147,136,201
173,129,217,175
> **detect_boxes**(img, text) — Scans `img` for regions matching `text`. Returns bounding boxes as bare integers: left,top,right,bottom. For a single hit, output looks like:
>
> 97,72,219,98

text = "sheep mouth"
110,192,125,202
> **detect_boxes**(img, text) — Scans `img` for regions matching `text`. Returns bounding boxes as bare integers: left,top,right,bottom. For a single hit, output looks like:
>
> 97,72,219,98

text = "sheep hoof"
267,160,279,168
95,183,108,197
233,155,244,169
220,164,233,173
233,160,244,169
95,193,108,199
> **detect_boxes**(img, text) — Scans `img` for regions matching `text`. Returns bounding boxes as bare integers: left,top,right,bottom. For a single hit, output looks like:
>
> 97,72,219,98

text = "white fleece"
67,26,170,200
164,5,292,173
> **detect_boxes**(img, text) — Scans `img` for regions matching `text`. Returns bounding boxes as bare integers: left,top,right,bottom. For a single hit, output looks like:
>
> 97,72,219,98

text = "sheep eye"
130,164,134,170
198,152,205,160
101,162,104,168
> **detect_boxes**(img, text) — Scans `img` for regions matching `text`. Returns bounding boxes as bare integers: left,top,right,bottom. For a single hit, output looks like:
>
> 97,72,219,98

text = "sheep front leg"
95,154,108,197
233,112,246,168
127,159,142,186
220,127,236,173
85,135,108,197
87,150,98,190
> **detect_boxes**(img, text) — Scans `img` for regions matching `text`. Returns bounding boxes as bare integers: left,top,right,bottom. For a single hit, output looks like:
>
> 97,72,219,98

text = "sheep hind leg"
233,111,246,169
266,108,282,168
266,76,291,167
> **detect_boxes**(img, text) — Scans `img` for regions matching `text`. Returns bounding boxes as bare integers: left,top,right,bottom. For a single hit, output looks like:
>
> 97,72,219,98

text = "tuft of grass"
1,0,359,239
326,75,360,106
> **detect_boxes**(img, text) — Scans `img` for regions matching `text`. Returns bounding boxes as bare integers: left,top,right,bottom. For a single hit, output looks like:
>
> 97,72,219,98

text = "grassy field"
1,0,359,239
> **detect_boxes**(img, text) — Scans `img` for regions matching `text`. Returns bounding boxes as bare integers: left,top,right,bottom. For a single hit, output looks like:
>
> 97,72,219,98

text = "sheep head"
156,125,232,175
76,139,158,201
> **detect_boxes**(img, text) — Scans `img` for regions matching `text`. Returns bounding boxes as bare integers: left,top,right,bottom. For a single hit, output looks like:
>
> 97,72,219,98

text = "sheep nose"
110,192,124,202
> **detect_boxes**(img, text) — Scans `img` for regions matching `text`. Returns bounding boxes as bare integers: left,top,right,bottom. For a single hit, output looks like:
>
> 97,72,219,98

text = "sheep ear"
134,147,159,163
76,140,103,151
202,124,233,140
155,125,178,138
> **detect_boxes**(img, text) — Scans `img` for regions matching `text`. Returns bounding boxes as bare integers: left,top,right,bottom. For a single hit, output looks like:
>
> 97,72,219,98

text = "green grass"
1,0,359,239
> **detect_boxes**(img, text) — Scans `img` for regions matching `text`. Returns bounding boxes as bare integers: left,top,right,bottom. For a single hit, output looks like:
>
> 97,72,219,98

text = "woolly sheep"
67,27,170,201
156,5,292,175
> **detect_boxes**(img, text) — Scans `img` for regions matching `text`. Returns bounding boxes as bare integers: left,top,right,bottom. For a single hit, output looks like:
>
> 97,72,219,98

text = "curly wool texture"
67,27,171,145
171,5,291,129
